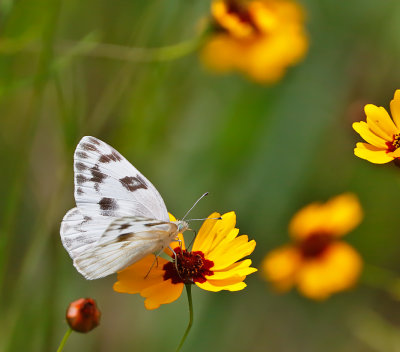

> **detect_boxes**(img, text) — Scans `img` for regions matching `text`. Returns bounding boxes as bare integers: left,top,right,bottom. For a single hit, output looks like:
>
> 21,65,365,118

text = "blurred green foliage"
3,0,400,351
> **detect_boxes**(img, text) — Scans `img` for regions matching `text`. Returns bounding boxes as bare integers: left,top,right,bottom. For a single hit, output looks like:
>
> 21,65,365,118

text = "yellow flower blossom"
261,194,363,300
201,0,308,83
353,89,400,164
114,212,257,309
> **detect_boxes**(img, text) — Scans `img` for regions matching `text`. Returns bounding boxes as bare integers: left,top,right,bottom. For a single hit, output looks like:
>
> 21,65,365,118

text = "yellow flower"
353,90,400,164
201,0,308,83
261,194,363,300
113,212,257,309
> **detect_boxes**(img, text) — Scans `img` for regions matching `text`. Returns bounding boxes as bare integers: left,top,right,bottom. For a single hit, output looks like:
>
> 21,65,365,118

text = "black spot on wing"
99,151,122,163
75,162,87,171
63,238,73,248
119,175,148,192
90,164,107,184
98,197,118,215
117,233,135,242
81,143,98,152
88,137,101,146
75,164,108,192
119,223,130,230
76,174,88,185
145,221,168,227
76,151,89,159
76,187,84,195
83,215,92,223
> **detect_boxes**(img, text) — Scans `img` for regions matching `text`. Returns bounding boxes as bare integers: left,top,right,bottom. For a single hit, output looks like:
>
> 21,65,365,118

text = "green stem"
8,33,208,64
67,36,204,62
176,284,194,352
56,327,72,352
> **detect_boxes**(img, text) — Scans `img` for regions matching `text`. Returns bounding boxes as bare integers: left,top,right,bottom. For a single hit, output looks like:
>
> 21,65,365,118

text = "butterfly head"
176,220,189,234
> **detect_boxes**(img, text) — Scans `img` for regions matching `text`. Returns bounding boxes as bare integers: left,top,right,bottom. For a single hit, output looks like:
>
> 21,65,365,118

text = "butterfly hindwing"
72,217,178,279
74,136,169,221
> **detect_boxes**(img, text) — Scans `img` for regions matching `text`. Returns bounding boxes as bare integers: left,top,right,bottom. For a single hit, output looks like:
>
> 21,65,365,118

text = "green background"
2,0,400,351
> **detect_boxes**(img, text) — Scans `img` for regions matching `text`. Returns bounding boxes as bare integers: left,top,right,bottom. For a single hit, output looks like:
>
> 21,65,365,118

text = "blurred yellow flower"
201,0,308,83
114,212,257,309
261,194,363,300
353,90,400,164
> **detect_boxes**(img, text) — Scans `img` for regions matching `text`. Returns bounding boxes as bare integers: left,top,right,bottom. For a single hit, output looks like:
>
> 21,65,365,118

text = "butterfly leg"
144,250,163,279
187,228,197,250
168,246,184,281
174,238,183,249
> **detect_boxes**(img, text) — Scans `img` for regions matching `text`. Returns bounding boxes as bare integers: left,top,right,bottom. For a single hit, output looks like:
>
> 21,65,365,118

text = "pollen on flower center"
386,133,400,152
298,233,332,258
163,248,214,284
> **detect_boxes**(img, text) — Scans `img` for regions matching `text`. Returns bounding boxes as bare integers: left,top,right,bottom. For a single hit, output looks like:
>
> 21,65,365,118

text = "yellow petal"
260,245,302,292
320,193,363,237
201,36,239,73
211,0,254,38
193,212,235,254
365,104,397,140
215,258,256,276
289,193,362,239
142,280,184,310
352,121,388,148
196,275,247,292
390,89,400,129
210,238,256,270
289,203,327,240
113,255,168,294
208,234,249,259
210,264,257,280
296,242,362,300
354,142,395,164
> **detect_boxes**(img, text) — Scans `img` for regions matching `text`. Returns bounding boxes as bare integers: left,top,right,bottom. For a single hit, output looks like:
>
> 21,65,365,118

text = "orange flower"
261,194,363,299
201,0,308,83
353,90,400,163
113,212,256,309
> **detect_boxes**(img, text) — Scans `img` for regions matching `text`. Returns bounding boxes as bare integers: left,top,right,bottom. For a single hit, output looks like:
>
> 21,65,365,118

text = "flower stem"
56,327,72,352
176,284,194,352
56,35,204,63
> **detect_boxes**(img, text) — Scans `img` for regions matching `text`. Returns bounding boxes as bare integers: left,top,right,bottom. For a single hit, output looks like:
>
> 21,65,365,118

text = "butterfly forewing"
73,136,169,221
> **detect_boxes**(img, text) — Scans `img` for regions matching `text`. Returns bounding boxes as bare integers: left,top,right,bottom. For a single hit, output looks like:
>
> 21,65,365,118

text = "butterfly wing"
60,207,114,259
73,136,169,221
61,209,178,279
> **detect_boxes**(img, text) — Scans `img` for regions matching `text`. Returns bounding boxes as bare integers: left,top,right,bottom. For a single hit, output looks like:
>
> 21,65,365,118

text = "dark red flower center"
163,247,214,284
226,0,253,25
214,0,260,35
298,233,332,258
386,133,400,152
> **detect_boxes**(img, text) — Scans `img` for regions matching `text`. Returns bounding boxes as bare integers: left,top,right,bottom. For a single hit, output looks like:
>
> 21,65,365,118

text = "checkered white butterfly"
60,136,190,280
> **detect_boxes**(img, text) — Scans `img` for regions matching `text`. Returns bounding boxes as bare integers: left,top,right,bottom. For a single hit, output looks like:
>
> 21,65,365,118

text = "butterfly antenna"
182,192,209,221
187,217,222,221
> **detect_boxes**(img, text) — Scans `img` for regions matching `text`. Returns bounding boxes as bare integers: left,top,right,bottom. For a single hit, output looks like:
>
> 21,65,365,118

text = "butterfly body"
60,136,188,280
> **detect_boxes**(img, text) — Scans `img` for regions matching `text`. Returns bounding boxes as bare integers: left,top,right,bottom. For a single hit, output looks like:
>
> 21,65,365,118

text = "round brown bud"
66,298,101,333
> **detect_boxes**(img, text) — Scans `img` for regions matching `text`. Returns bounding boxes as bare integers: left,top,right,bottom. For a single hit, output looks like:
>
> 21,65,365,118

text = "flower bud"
66,298,101,333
